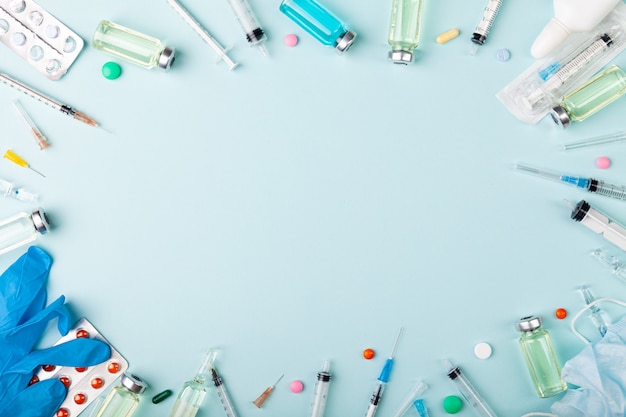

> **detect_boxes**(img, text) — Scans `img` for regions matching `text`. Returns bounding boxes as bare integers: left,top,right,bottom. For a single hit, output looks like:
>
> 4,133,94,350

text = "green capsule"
152,389,173,404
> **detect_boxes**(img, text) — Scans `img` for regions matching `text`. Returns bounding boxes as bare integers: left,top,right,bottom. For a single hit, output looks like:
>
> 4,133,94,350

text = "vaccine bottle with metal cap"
93,373,148,417
551,65,626,128
387,0,424,64
279,0,356,54
92,21,176,71
515,316,567,398
0,208,49,255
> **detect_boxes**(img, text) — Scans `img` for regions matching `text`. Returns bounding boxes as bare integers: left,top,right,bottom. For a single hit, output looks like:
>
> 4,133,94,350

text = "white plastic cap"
531,18,571,59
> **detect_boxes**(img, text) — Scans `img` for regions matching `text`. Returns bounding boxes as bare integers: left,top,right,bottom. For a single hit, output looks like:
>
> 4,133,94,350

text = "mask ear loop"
570,297,626,344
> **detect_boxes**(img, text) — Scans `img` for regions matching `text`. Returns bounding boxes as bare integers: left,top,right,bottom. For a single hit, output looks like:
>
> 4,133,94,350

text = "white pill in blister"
29,11,44,26
10,0,26,13
474,342,493,359
29,45,43,60
63,36,76,53
45,24,59,38
0,19,9,34
11,32,27,46
45,58,60,74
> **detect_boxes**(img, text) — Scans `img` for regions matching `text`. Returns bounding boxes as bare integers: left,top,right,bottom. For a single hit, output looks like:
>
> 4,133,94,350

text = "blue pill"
496,48,511,62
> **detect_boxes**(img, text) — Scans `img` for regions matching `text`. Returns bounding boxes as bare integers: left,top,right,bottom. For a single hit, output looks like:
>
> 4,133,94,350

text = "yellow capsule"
436,28,460,44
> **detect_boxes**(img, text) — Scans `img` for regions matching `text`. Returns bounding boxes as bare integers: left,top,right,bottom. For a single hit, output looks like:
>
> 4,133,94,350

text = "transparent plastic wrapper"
496,2,626,124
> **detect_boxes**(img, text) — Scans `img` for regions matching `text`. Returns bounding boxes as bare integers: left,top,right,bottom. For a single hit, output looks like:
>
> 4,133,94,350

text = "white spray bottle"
531,0,622,58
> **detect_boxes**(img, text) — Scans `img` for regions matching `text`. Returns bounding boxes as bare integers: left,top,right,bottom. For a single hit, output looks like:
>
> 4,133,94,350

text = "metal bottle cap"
550,105,570,128
515,315,543,332
121,373,148,394
335,31,356,54
388,50,413,64
158,46,176,71
31,208,49,234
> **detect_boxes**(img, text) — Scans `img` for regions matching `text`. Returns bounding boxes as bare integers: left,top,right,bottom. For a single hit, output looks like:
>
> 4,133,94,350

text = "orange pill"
363,348,375,360
107,362,120,374
76,329,89,338
59,376,71,388
56,409,69,417
555,308,567,319
74,393,86,405
91,377,104,389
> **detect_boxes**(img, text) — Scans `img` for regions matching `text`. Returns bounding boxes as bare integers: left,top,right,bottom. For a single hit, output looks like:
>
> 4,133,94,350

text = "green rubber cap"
443,395,463,414
102,62,122,80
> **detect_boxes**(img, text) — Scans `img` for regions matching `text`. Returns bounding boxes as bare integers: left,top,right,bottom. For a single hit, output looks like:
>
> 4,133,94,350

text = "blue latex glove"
0,246,111,417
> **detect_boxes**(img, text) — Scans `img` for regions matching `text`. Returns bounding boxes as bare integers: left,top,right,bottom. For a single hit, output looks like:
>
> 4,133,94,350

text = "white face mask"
522,298,626,417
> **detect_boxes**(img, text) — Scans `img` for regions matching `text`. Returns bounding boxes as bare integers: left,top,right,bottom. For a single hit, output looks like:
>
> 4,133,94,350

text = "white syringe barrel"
571,200,626,252
310,362,331,417
227,0,266,44
444,361,498,417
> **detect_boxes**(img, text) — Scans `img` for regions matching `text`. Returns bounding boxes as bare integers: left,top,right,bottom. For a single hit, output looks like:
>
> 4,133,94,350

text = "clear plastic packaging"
496,2,626,124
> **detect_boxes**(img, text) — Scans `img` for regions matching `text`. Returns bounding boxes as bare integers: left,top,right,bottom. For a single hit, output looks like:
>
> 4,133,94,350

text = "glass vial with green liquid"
515,316,567,398
93,373,148,417
168,351,216,417
387,0,424,64
551,65,626,128
92,21,176,71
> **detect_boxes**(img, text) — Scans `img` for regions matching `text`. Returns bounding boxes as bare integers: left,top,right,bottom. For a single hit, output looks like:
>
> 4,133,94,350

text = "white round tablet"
474,342,492,359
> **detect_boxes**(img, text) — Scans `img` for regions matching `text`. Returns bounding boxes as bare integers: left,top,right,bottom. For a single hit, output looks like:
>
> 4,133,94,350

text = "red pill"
76,329,89,339
91,377,104,389
107,362,120,374
73,393,86,405
55,408,69,417
42,364,56,372
75,367,87,373
363,348,375,360
28,375,39,386
59,376,71,388
555,308,567,319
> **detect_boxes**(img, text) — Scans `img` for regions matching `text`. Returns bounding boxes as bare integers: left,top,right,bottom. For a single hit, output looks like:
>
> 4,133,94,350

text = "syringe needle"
389,326,404,358
12,100,49,150
252,374,284,408
3,149,45,178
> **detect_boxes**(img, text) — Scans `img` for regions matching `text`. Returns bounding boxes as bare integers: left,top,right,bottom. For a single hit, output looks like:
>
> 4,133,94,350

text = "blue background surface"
2,0,626,416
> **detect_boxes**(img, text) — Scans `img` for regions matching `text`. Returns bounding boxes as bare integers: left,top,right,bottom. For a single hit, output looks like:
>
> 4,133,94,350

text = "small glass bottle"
92,21,176,71
515,316,567,398
93,373,148,417
0,208,49,255
551,65,626,128
387,0,424,64
279,0,356,54
168,351,216,417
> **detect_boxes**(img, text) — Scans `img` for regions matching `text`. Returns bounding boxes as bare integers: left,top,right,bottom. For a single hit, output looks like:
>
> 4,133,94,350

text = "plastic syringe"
515,163,626,202
469,0,503,54
568,199,626,253
211,366,239,417
309,360,332,417
364,327,404,417
226,0,268,56
443,359,498,417
166,0,239,70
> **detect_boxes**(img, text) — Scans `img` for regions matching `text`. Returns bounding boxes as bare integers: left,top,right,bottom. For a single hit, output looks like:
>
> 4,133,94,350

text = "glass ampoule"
92,21,176,71
0,178,37,203
168,351,216,417
387,0,424,64
515,316,567,398
0,208,48,255
551,65,626,128
279,0,356,54
93,373,148,417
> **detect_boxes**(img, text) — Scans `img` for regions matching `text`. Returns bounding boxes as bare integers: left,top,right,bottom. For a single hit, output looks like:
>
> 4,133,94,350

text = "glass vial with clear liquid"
92,20,176,71
387,0,424,64
515,316,567,398
551,64,626,128
279,0,356,54
168,351,215,417
0,208,49,255
93,373,148,417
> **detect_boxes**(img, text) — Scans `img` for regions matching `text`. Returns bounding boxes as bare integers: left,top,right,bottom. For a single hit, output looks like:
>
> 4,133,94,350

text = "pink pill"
284,34,299,47
290,380,304,393
596,156,611,169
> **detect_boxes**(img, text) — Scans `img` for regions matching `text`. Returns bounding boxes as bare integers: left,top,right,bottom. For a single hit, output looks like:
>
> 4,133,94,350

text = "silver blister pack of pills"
0,0,84,80
32,318,129,417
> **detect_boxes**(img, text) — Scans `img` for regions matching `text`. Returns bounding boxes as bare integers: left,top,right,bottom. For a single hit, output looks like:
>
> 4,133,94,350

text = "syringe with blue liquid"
515,163,626,201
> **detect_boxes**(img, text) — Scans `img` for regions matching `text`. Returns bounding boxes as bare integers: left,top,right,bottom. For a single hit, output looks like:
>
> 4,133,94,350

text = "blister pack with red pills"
30,317,129,417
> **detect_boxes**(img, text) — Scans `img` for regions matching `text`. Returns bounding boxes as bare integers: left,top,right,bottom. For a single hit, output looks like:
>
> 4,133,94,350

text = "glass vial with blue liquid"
387,0,424,64
279,0,356,53
168,351,215,417
93,373,148,417
515,316,567,398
